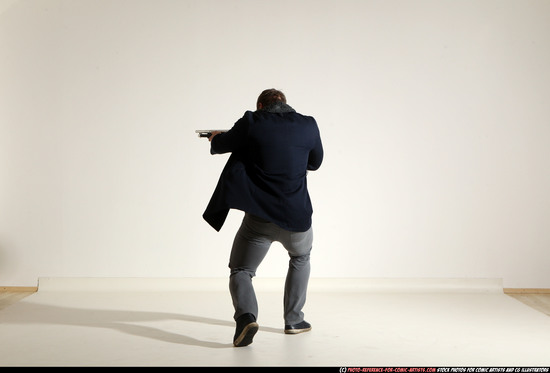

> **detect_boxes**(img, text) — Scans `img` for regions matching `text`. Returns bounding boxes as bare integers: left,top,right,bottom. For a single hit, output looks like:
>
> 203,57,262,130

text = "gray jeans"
229,213,313,325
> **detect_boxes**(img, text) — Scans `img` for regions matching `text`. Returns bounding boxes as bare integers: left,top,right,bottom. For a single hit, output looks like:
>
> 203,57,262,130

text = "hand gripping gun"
195,130,228,138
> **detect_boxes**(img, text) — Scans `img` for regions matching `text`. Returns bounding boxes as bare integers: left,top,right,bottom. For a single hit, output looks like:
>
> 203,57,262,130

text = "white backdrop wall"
1,0,549,287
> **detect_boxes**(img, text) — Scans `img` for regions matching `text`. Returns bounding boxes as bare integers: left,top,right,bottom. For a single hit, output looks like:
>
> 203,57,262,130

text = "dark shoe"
284,320,312,334
233,313,259,347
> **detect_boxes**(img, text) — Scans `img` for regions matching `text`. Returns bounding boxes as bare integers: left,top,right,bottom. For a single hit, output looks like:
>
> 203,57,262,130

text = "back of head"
257,89,286,110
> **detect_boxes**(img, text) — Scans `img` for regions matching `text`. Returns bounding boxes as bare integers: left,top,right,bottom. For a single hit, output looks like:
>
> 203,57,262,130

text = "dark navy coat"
203,108,323,232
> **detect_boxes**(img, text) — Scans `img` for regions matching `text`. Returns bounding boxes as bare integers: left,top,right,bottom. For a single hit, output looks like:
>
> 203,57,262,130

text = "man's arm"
307,127,324,171
209,117,248,155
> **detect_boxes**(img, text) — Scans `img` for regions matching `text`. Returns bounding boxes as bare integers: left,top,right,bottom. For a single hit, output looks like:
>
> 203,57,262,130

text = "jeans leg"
281,228,313,325
228,215,273,321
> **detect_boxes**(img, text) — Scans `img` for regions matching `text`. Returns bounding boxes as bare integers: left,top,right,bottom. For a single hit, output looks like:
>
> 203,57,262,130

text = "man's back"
248,110,322,180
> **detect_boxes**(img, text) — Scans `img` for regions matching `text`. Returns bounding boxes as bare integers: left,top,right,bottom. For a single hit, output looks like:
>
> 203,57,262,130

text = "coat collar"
260,102,296,114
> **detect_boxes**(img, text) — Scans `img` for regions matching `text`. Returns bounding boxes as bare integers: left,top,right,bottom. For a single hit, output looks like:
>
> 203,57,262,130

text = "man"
203,89,323,347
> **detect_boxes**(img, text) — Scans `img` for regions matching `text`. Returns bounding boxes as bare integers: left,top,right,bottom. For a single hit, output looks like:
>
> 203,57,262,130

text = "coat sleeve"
307,124,324,171
210,114,250,155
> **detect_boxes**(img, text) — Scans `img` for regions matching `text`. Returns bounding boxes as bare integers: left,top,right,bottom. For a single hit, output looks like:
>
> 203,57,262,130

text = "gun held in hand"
195,130,228,138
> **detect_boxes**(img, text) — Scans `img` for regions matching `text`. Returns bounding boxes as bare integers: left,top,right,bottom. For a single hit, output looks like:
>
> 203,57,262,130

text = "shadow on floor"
0,300,283,349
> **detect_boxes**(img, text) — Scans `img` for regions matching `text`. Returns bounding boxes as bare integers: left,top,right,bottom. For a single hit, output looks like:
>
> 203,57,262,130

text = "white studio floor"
1,278,550,367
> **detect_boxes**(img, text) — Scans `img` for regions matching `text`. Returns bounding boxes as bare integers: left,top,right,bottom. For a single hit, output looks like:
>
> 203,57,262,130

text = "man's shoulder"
296,112,316,122
248,109,317,127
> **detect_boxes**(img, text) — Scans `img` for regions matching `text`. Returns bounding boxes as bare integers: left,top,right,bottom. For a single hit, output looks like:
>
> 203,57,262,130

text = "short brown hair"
257,89,286,109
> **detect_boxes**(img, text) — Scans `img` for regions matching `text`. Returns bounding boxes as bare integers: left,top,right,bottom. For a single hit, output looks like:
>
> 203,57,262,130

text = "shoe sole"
233,322,259,347
284,326,312,335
